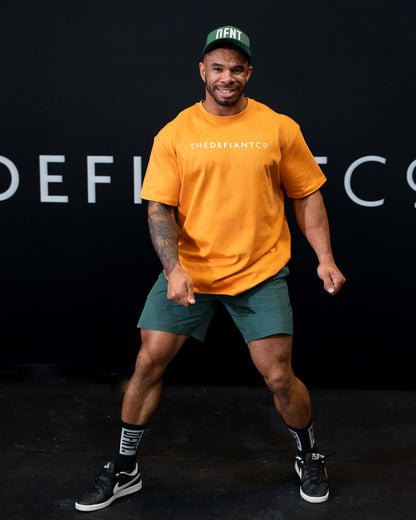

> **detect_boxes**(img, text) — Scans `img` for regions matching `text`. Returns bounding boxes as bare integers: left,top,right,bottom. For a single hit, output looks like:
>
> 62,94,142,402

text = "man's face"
199,48,252,113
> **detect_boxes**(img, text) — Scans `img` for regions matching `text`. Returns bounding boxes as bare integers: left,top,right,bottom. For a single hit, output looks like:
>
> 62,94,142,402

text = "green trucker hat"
202,25,251,58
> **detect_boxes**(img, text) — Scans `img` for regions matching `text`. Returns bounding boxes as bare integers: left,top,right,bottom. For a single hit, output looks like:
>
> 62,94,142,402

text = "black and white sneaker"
295,453,329,503
75,462,142,512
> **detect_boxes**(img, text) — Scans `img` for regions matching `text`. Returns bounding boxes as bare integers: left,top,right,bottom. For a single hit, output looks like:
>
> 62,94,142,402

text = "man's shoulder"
166,102,200,126
155,103,200,139
249,99,299,128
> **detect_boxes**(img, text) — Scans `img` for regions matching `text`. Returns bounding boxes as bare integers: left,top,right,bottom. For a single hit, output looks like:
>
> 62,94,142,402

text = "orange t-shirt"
140,98,326,295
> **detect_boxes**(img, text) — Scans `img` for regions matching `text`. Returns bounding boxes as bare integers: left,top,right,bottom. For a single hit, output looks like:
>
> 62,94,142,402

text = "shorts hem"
243,326,294,344
137,321,206,343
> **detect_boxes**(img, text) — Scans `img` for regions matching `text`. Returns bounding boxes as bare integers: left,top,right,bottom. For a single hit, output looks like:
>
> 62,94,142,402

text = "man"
75,25,345,512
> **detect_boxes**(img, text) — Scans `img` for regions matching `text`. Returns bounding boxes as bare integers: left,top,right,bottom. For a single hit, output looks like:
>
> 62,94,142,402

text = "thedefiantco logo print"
189,141,269,150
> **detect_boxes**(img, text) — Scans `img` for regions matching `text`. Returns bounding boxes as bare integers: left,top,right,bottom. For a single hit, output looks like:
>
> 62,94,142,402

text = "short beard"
204,82,245,107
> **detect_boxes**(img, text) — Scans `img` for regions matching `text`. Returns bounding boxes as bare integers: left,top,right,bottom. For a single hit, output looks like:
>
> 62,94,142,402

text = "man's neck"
202,96,248,116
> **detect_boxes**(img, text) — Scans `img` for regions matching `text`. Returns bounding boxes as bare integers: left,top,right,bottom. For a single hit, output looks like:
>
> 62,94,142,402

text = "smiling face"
199,47,253,115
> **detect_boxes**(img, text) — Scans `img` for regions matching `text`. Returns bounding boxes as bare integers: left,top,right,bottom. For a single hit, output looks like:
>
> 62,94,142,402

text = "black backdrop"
1,0,415,389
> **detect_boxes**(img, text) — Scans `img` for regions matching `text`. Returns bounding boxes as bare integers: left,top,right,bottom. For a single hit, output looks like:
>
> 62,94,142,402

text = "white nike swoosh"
113,472,140,494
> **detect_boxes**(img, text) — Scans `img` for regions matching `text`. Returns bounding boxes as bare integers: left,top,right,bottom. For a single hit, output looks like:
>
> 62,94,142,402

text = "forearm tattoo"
148,201,179,275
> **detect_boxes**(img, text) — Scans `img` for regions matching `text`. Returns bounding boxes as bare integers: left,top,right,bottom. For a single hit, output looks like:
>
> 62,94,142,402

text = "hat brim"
203,39,251,58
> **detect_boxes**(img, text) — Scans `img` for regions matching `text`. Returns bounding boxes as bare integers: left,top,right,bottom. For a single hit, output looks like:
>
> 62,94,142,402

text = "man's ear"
246,65,253,82
199,61,206,83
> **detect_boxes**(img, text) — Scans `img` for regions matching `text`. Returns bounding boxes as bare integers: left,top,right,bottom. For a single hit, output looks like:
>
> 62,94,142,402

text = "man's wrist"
317,252,334,264
165,261,182,277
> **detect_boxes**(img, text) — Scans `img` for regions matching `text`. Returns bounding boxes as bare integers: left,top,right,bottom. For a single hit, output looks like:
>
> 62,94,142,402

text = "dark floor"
1,377,415,520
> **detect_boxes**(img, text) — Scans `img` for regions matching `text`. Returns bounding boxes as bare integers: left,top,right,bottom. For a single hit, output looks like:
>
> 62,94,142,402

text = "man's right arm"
148,201,195,307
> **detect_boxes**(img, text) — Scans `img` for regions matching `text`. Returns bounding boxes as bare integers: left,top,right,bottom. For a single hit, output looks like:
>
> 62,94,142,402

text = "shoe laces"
89,466,115,492
301,453,333,482
306,455,325,476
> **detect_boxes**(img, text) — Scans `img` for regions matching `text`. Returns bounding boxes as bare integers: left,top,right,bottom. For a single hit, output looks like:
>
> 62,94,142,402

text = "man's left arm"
293,189,346,295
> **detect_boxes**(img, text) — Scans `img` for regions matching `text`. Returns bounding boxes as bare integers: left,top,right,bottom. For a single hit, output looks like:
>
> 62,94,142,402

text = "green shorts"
138,266,293,343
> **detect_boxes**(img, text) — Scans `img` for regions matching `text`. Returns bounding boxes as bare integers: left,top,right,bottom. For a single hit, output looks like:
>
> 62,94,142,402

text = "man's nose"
220,69,234,82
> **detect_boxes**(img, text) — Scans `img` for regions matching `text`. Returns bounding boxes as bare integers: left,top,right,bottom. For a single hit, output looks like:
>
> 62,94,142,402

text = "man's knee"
134,345,161,376
248,334,294,395
264,364,295,397
134,329,188,377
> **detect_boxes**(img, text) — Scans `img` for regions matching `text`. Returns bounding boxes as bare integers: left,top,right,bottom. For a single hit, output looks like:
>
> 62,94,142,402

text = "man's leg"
115,329,189,471
122,329,189,425
75,329,188,512
248,333,329,504
248,334,311,428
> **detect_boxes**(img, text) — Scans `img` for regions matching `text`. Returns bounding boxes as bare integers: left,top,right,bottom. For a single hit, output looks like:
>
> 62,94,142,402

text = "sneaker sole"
75,480,142,512
295,461,329,504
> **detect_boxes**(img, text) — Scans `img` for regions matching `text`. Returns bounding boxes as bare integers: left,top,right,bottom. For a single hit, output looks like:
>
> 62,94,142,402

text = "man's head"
200,26,253,115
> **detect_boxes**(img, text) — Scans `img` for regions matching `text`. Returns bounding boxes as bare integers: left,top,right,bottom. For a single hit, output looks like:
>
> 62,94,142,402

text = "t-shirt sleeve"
279,126,326,199
140,132,181,206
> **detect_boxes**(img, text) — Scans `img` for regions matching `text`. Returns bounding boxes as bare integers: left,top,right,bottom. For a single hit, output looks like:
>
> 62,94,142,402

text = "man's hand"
317,261,346,295
293,191,346,296
167,264,196,307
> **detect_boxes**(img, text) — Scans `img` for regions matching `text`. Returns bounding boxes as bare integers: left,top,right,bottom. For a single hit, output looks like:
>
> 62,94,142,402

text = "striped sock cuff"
119,422,146,456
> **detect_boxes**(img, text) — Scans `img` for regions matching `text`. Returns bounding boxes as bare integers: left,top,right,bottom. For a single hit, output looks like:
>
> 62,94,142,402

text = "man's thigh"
247,333,293,378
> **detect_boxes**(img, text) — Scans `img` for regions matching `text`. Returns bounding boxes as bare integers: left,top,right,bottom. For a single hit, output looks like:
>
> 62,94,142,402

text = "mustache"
203,81,241,89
